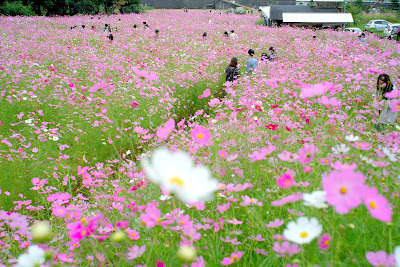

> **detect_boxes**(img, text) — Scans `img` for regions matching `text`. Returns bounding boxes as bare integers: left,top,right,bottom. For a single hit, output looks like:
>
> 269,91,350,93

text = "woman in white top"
373,73,398,132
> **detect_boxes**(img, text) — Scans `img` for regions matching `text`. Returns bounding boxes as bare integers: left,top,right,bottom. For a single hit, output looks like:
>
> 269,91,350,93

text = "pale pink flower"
365,251,396,267
363,186,392,222
156,118,175,141
273,241,301,257
266,219,284,228
221,251,243,265
271,193,303,206
298,143,316,164
322,170,366,214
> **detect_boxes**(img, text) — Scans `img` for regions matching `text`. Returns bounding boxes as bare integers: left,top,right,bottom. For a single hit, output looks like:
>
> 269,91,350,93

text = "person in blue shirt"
266,46,277,61
245,49,258,74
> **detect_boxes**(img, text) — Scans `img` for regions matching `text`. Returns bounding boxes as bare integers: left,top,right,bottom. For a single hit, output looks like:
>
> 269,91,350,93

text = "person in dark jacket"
225,57,240,82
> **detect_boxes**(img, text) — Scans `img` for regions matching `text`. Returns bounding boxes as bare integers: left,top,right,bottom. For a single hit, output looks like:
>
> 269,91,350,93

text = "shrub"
74,0,98,14
0,1,36,16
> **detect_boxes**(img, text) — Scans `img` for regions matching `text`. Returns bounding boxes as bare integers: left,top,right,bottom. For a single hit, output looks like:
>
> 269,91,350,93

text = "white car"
344,27,363,33
384,24,400,37
365,20,391,31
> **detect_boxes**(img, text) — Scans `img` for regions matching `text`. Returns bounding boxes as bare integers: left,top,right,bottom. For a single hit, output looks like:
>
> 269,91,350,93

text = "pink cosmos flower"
265,124,278,130
156,118,175,141
126,245,146,260
191,125,212,145
318,233,332,250
277,172,294,189
52,206,68,217
271,193,304,206
300,82,334,98
221,251,243,265
322,170,366,214
116,221,129,229
227,219,242,225
298,143,315,164
365,251,396,267
330,161,357,171
363,186,392,222
240,195,262,207
266,219,284,228
214,218,224,232
389,99,400,113
303,166,313,173
126,228,140,241
248,146,276,162
218,150,228,158
199,88,211,98
217,202,231,213
131,100,139,107
192,256,205,267
273,241,301,257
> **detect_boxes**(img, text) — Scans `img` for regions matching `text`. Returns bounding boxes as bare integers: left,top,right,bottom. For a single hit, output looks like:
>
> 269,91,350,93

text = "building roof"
262,5,340,20
282,12,354,23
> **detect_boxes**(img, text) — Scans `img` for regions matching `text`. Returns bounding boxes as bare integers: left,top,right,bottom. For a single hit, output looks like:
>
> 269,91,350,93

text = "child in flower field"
373,73,398,132
266,46,277,61
225,57,240,82
245,49,258,75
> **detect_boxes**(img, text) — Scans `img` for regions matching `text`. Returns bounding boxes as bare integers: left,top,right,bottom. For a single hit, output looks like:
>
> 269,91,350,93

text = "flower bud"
110,231,126,243
177,245,196,262
31,221,51,242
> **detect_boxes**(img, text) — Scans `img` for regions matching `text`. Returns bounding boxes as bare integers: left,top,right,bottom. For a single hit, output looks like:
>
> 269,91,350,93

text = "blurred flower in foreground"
283,217,322,245
141,148,218,203
303,190,328,209
16,245,45,267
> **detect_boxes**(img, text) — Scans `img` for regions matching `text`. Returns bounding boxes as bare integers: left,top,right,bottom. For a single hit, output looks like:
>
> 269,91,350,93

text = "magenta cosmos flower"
190,125,212,145
322,170,366,214
221,251,243,265
277,172,294,189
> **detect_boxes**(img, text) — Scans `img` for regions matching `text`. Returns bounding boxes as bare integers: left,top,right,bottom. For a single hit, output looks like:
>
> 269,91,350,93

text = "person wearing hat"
245,49,258,75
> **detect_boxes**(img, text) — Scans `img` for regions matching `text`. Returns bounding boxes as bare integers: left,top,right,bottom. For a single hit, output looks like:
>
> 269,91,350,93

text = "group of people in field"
69,15,398,134
223,43,397,134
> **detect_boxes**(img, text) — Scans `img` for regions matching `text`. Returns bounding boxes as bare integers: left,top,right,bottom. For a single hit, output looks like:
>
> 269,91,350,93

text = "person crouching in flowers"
373,74,398,132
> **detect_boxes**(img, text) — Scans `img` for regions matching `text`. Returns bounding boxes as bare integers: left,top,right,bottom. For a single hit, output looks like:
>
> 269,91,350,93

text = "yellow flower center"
197,134,203,139
231,255,238,261
180,221,185,225
300,232,308,238
324,240,330,245
340,187,347,194
131,233,135,237
369,201,377,209
58,210,63,213
170,177,184,187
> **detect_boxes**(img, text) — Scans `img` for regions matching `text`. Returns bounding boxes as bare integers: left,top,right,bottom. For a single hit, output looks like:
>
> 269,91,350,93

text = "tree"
391,0,399,10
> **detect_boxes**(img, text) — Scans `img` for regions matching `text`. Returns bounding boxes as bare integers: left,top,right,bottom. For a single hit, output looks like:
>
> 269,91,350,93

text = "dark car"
205,4,214,9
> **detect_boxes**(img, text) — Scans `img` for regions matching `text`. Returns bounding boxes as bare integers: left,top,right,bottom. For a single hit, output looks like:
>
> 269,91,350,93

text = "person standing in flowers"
230,30,238,40
373,73,398,132
245,49,258,75
225,57,240,82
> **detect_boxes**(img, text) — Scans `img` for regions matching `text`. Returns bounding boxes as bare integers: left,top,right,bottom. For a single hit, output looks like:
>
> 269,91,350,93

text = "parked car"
365,20,391,32
383,24,400,38
344,27,363,33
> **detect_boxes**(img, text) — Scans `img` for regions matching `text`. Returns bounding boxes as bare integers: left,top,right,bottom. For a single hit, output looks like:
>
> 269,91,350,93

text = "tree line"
0,0,141,16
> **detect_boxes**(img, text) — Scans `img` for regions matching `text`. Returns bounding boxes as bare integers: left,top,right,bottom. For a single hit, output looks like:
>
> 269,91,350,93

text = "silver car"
365,20,391,32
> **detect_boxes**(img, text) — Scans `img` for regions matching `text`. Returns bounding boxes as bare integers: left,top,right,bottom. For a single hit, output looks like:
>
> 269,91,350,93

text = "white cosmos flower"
345,134,359,142
383,148,398,162
141,148,219,203
159,194,172,201
395,125,400,131
16,245,45,267
303,190,328,209
394,246,400,267
332,144,350,155
283,217,322,245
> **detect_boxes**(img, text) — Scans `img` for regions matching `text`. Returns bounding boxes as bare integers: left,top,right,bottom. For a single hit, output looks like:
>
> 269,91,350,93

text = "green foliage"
0,1,36,15
121,4,140,14
74,0,98,14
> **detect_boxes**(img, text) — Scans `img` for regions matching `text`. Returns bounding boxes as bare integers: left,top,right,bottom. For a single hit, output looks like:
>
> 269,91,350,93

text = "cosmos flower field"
1,10,400,266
